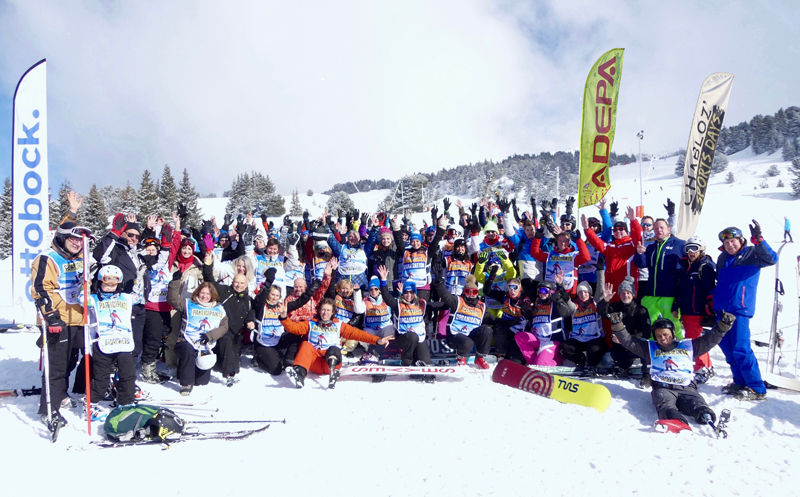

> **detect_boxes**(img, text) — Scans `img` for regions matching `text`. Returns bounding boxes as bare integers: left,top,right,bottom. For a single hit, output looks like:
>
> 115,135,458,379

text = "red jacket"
585,219,642,301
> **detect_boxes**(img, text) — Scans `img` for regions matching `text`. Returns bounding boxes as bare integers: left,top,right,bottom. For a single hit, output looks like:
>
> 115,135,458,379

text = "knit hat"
367,276,380,289
613,221,628,232
403,281,417,294
312,226,329,242
464,274,479,291
125,222,141,233
379,227,392,236
483,220,499,233
576,281,592,296
618,276,636,296
410,233,423,243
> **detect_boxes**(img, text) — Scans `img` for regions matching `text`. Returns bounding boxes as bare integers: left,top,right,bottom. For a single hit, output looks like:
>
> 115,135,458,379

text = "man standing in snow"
784,217,793,243
714,221,778,401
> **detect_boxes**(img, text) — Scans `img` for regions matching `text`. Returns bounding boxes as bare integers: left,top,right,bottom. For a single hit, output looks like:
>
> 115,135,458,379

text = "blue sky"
1,0,799,196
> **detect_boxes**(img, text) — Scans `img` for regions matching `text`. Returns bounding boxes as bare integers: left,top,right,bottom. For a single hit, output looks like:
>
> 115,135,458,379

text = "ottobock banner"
578,48,625,208
12,59,50,325
674,73,734,239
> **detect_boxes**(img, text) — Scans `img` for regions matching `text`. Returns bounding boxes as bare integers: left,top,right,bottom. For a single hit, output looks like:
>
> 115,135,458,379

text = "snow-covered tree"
0,178,12,259
138,170,159,219
306,189,314,196
50,179,74,229
784,138,798,162
251,172,285,216
117,182,138,215
84,184,109,238
327,191,355,215
674,149,686,176
290,189,303,216
711,152,729,174
726,172,735,184
157,164,179,217
766,165,780,177
99,185,122,215
790,158,800,197
178,168,203,227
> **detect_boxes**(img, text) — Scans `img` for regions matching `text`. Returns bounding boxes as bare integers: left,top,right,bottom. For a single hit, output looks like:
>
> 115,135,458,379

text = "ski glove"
45,312,66,334
477,251,489,264
203,233,215,251
177,203,188,222
749,219,763,244
609,201,619,218
172,270,183,282
442,197,451,213
664,198,675,217
199,334,210,346
284,215,292,228
608,312,625,332
161,223,174,246
111,213,127,237
497,250,507,260
551,198,558,211
264,268,277,286
717,311,737,333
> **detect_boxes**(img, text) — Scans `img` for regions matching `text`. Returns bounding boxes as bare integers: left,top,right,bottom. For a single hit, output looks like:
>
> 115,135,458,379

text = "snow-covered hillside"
1,149,799,497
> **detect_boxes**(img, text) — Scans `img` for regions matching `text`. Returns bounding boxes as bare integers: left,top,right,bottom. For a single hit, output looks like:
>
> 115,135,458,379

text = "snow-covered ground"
1,149,799,496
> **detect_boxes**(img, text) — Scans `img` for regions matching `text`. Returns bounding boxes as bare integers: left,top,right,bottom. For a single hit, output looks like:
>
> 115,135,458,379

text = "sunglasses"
463,288,479,297
641,223,653,228
718,228,742,242
612,227,627,232
507,283,520,291
125,232,140,239
402,289,416,294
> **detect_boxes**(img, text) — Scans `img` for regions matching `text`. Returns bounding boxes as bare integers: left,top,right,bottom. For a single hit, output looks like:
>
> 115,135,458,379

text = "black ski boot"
286,366,306,389
327,357,341,389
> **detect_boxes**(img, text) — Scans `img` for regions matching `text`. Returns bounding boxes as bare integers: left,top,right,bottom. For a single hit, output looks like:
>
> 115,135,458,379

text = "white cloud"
1,0,798,196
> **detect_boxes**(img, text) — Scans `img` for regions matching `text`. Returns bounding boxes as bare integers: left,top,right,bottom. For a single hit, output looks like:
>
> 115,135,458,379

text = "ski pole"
38,312,56,443
82,234,92,436
185,419,286,424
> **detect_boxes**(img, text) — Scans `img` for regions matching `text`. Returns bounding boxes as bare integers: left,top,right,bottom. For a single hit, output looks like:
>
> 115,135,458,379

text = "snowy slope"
1,152,800,497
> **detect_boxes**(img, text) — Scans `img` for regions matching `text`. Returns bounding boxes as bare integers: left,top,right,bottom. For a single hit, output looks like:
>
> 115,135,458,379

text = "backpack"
103,404,185,442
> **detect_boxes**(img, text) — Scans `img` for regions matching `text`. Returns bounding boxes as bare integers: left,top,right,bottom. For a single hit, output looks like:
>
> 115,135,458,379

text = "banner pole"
82,234,91,435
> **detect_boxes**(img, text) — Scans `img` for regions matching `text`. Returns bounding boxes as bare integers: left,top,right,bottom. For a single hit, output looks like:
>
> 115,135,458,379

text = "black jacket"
203,262,254,336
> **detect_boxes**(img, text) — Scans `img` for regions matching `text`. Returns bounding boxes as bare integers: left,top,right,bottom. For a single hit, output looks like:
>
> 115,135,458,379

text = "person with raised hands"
582,205,643,300
530,222,591,298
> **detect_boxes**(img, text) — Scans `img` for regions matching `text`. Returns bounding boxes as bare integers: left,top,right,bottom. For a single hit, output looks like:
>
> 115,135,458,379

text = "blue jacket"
633,235,686,298
672,255,716,316
785,218,791,231
713,240,778,317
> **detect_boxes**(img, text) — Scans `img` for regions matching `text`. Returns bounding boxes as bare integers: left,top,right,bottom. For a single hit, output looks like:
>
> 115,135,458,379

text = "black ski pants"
560,337,608,367
90,344,136,405
175,341,212,387
142,310,171,364
652,386,715,424
212,333,238,377
611,343,639,369
394,331,432,366
130,304,147,359
447,325,492,357
493,325,526,364
253,333,304,375
39,325,83,415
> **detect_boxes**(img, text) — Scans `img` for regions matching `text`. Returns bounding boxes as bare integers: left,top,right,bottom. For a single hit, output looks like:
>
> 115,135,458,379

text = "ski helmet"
560,214,576,227
685,236,705,253
195,350,217,370
651,318,675,339
98,265,123,283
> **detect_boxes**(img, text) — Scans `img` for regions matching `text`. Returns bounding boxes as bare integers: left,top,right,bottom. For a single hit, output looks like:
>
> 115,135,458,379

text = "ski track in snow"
2,149,800,496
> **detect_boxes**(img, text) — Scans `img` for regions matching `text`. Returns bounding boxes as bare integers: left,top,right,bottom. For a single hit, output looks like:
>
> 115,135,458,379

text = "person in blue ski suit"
713,220,778,401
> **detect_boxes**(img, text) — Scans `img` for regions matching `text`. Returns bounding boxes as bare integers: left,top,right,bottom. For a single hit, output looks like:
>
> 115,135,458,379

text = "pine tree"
99,185,122,215
51,179,74,229
674,149,686,176
784,138,797,161
306,189,314,197
726,172,735,184
158,165,179,217
84,184,109,238
711,152,729,174
290,189,303,216
138,170,159,219
327,191,355,214
178,168,203,227
118,182,138,215
0,178,12,259
790,158,800,197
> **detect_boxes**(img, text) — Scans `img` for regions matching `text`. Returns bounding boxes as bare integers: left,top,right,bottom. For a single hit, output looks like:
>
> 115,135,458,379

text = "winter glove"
477,251,489,264
442,197,451,213
431,205,438,223
45,312,66,334
283,215,292,228
345,211,353,229
595,256,605,271
267,221,274,232
177,203,188,222
664,198,675,217
551,198,558,211
264,267,277,286
717,311,737,333
302,210,309,220
402,215,411,227
534,227,544,240
110,213,127,237
540,199,550,212
391,216,402,231
608,312,625,332
287,232,300,246
573,229,582,241
161,223,174,246
260,212,268,224
199,334,210,346
325,214,333,227
609,201,619,218
431,258,444,279
470,203,478,218
309,220,319,231
360,212,369,227
235,215,244,228
565,196,575,215
223,214,232,230
488,264,500,279
308,279,322,295
203,233,215,251
749,219,763,244
172,270,183,282
497,250,507,261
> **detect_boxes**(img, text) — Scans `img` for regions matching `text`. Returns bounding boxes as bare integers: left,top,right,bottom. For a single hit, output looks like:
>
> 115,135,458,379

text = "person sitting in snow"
609,312,736,431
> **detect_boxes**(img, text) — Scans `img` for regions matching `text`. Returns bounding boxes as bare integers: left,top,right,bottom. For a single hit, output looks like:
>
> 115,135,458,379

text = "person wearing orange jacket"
278,298,393,389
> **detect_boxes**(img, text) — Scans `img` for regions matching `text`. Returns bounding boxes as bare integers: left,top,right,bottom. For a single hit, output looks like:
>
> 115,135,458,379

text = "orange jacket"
280,317,379,345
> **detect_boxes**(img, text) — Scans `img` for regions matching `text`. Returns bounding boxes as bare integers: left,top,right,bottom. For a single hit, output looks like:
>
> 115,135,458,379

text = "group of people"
30,189,778,431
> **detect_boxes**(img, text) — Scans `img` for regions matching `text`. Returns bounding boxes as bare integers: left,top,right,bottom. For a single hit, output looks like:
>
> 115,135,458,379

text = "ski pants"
293,343,343,375
394,331,431,366
641,296,683,339
492,325,526,364
253,333,304,375
39,325,83,415
652,386,714,425
784,230,793,243
718,314,766,394
91,345,136,406
130,304,146,359
142,310,171,365
212,333,238,377
610,343,639,369
174,341,212,387
515,333,562,366
360,325,394,357
560,337,608,367
681,315,712,371
447,325,492,357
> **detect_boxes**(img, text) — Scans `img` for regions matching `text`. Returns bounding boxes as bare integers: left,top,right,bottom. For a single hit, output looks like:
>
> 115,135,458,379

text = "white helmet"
447,224,463,235
685,236,705,253
195,350,217,370
98,265,123,282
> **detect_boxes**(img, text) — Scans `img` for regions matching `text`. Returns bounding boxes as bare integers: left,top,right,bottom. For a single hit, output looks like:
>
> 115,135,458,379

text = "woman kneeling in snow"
610,312,736,429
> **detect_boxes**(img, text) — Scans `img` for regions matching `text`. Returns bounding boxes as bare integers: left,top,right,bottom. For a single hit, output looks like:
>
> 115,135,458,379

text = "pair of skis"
654,409,730,439
762,248,800,392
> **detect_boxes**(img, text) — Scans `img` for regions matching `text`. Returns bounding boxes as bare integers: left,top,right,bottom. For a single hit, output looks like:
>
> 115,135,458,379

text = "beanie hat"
403,281,417,294
613,221,628,232
410,233,423,243
367,276,381,289
618,276,636,296
125,222,141,233
483,220,499,233
379,227,392,236
576,281,592,296
464,274,479,291
312,226,329,242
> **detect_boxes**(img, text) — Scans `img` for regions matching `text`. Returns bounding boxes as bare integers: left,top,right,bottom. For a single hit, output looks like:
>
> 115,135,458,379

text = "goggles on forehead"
462,287,479,297
538,287,556,295
58,225,95,241
718,227,742,242
142,238,161,247
507,283,520,291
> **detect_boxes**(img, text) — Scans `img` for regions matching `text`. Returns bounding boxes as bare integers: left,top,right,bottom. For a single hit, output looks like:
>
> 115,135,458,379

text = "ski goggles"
101,275,121,284
57,225,94,240
142,237,161,247
718,227,742,242
463,287,479,298
685,244,702,253
538,286,556,295
507,283,520,291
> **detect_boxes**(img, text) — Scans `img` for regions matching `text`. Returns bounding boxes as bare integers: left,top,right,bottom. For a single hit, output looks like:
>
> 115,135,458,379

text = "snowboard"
491,359,612,412
340,365,466,378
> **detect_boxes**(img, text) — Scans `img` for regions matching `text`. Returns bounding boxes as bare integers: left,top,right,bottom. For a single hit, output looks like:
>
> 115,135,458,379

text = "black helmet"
651,318,675,339
560,214,576,227
537,280,557,300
